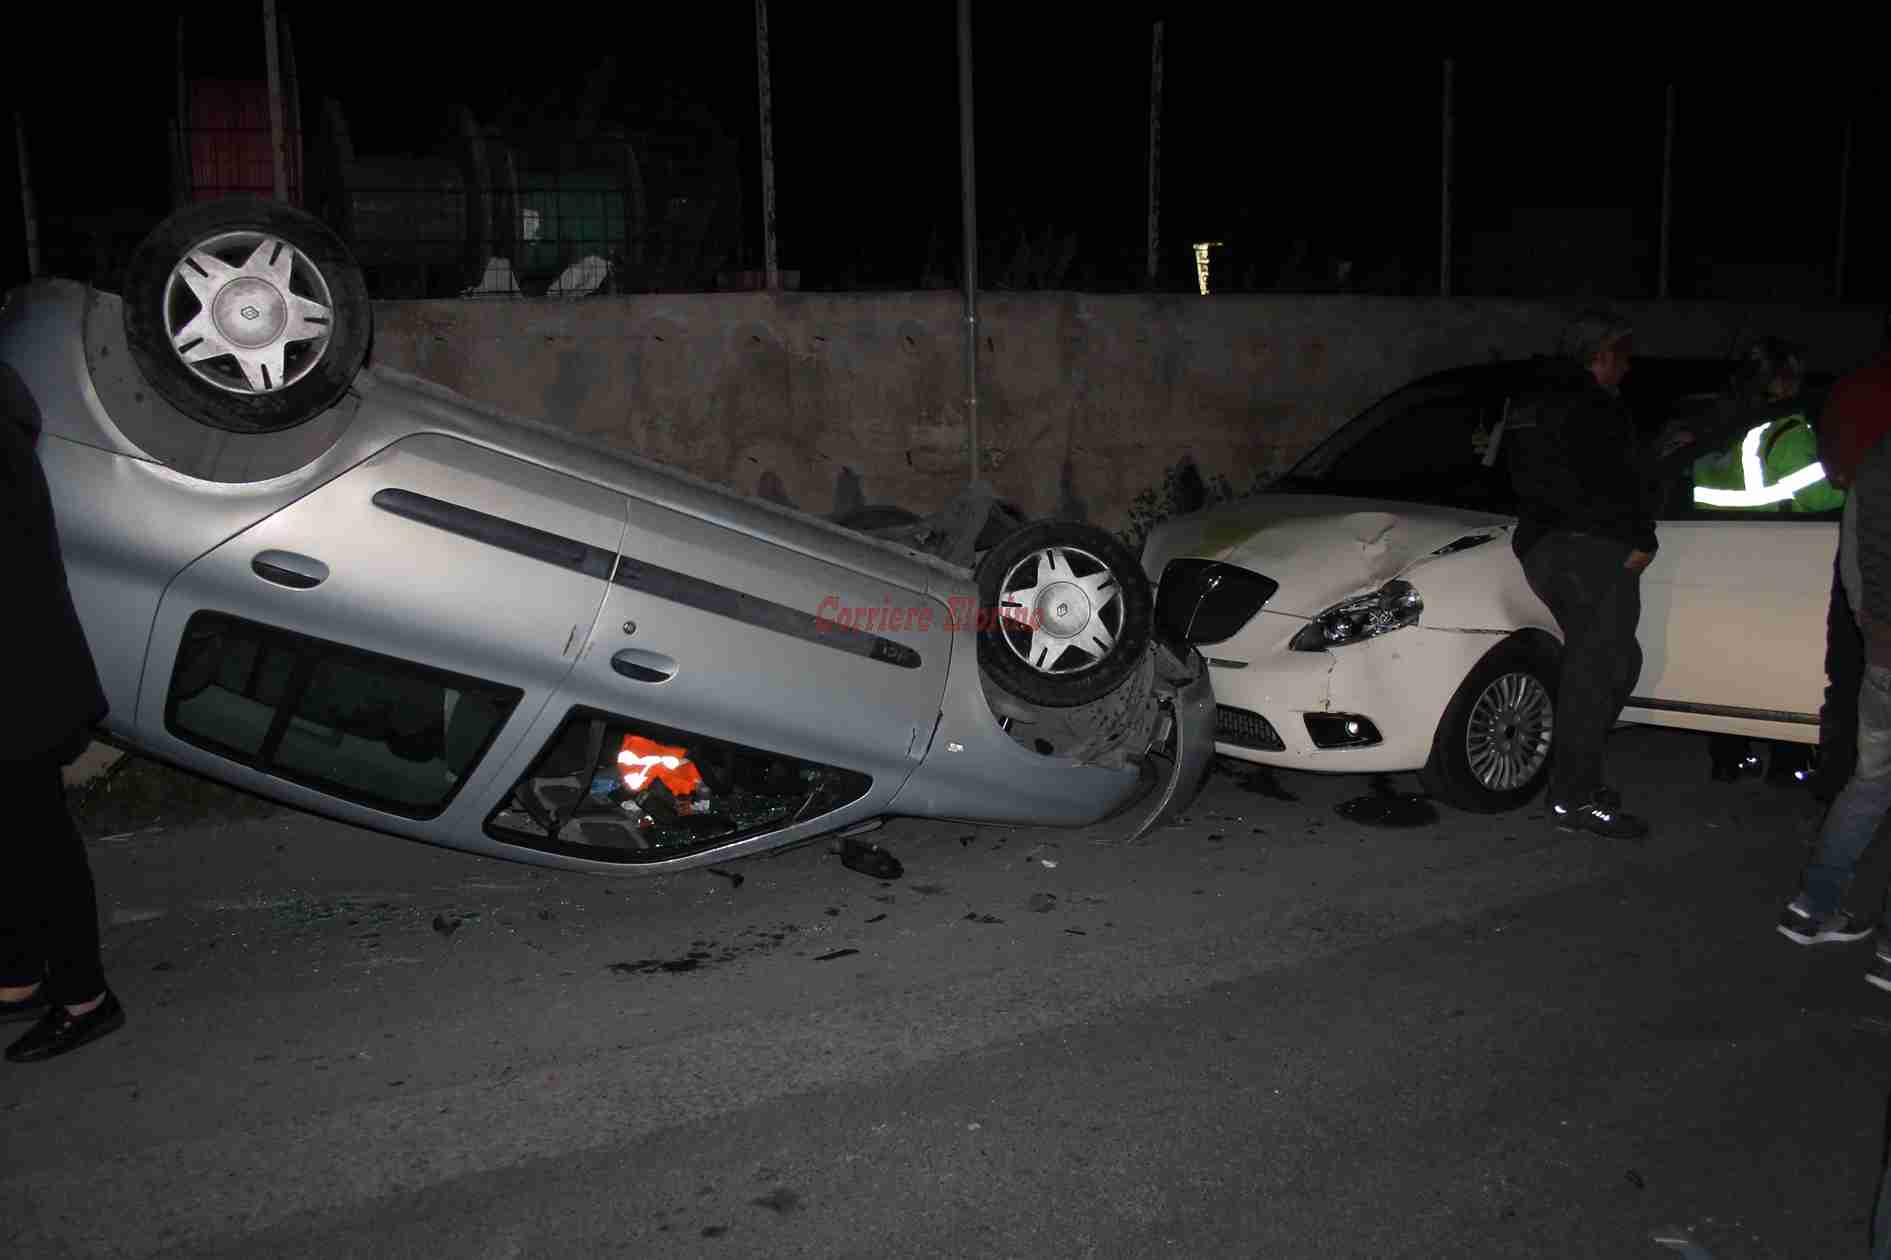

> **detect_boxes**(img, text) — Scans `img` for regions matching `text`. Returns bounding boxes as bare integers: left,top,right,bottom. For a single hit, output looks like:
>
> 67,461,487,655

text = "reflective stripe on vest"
1693,420,1828,508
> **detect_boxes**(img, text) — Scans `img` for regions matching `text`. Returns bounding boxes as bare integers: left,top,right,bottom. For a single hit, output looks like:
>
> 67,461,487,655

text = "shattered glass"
488,708,871,858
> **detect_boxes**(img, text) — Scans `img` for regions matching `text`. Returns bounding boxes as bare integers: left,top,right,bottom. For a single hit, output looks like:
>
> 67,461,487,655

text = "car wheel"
122,198,371,434
1420,635,1558,813
975,520,1153,708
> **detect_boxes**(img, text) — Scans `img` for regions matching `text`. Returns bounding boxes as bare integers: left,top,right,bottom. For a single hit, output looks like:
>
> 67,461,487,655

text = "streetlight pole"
1439,59,1454,298
262,0,288,202
1658,83,1675,299
756,0,780,291
957,0,979,483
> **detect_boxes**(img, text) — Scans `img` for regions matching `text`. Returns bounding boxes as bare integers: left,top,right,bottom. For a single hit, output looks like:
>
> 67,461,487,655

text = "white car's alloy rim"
996,545,1123,675
164,230,335,395
1465,671,1553,791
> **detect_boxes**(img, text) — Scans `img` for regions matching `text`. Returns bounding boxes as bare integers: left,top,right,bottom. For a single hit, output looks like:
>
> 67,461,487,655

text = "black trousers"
1518,532,1645,807
0,760,106,1005
1814,545,1866,803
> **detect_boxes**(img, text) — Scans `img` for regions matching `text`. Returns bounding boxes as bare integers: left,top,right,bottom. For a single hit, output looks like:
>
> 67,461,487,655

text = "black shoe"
1777,896,1876,946
1551,799,1649,840
0,985,49,1024
5,990,125,1063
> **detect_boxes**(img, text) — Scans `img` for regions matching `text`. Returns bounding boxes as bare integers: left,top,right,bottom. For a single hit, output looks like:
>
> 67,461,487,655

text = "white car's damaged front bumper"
1205,612,1508,774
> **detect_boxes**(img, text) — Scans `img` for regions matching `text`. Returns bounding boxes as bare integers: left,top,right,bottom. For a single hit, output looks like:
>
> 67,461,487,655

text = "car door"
1630,495,1838,740
483,489,954,860
136,432,627,836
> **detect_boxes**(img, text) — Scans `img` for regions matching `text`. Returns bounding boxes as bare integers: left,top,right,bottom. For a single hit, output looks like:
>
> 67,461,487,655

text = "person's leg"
1520,535,1605,807
1521,534,1640,827
1786,666,1891,946
0,762,53,1003
28,761,107,1010
1816,546,1864,803
5,762,121,1062
1603,560,1644,724
1708,733,1753,781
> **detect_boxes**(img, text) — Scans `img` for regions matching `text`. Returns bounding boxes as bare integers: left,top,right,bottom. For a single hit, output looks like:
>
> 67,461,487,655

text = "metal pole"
1439,58,1453,298
263,0,288,202
755,0,779,290
1146,20,1164,286
15,113,38,278
174,17,190,206
1836,115,1853,301
1658,83,1675,299
957,0,979,483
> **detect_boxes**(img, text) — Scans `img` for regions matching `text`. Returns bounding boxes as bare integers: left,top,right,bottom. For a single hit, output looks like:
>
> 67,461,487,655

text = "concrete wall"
369,292,1886,531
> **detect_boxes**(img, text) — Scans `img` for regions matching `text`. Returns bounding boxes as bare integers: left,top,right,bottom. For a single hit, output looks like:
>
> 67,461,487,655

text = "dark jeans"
1814,545,1866,804
1518,532,1644,807
0,760,106,1005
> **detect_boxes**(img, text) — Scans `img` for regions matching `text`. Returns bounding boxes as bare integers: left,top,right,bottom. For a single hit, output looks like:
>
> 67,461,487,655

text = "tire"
122,198,371,434
974,519,1153,708
1419,634,1559,813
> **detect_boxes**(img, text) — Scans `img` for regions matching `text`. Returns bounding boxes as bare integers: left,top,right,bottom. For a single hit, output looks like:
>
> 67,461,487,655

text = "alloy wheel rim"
995,544,1124,676
163,230,335,395
1464,671,1554,791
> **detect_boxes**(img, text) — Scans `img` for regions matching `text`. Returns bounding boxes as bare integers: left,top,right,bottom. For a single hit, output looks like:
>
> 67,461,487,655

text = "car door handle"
251,550,330,590
611,648,678,684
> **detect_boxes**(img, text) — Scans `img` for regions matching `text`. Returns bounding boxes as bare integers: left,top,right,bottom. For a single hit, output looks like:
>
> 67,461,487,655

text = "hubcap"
164,230,335,395
1464,671,1553,792
996,545,1123,676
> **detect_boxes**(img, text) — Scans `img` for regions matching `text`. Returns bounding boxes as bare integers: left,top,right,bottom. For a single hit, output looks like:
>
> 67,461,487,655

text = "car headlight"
1289,579,1422,651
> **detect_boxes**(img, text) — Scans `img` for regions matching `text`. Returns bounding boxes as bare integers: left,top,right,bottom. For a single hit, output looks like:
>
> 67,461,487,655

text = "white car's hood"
1143,493,1511,617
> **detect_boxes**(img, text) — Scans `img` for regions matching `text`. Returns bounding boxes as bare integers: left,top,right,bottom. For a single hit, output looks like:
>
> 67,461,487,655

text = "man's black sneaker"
5,989,125,1063
1551,799,1649,839
1777,895,1876,946
1867,940,1891,994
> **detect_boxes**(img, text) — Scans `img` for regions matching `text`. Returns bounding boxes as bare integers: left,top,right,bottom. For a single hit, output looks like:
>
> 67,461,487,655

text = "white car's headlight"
1290,579,1422,651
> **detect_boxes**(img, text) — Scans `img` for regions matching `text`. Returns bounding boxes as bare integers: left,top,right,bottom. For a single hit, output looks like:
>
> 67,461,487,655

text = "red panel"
185,79,301,205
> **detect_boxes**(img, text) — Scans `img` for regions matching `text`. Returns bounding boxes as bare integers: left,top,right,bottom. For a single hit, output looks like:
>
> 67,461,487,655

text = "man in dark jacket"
1504,311,1656,839
0,362,125,1062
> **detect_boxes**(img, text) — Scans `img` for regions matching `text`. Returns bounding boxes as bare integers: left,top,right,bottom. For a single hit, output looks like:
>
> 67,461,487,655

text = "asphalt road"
4,726,1889,1259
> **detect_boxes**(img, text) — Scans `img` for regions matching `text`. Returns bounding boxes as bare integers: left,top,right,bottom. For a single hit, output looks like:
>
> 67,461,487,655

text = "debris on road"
963,912,1004,924
608,952,711,975
1027,892,1057,913
1626,1169,1646,1190
839,838,903,881
751,1187,803,1214
1336,775,1438,828
431,914,462,936
865,913,887,923
709,868,745,889
814,949,859,962
1651,1226,1717,1259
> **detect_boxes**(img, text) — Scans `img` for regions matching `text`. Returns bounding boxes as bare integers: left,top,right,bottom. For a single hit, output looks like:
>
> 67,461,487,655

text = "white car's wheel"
1421,635,1558,812
123,198,371,433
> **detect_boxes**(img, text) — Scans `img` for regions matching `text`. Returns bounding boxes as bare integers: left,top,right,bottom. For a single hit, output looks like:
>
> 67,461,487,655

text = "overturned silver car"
0,198,1212,874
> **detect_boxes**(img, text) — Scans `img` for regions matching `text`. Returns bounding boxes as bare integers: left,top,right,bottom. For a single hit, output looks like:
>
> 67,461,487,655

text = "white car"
1141,358,1838,812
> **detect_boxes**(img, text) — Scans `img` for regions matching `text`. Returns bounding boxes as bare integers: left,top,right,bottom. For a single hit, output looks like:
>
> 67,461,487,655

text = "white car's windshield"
1280,380,1517,513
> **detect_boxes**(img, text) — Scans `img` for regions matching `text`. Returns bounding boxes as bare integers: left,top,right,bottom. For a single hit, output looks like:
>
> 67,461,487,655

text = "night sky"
2,6,1886,302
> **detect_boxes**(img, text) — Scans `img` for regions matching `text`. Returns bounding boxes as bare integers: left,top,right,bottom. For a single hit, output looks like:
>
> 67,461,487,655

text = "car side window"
1651,393,1846,524
1318,388,1511,510
166,612,522,818
486,707,873,862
